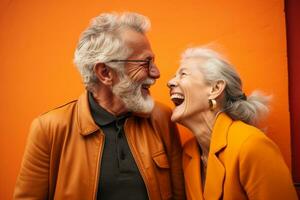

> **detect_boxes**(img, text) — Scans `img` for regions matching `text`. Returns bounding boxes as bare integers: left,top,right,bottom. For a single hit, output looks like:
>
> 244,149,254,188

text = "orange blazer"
183,113,298,200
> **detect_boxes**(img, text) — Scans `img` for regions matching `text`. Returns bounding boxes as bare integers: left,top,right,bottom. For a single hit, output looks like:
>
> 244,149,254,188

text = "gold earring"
209,99,217,110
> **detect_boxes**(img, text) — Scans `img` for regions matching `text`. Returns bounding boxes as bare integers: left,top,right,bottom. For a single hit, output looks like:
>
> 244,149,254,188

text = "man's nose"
149,64,160,79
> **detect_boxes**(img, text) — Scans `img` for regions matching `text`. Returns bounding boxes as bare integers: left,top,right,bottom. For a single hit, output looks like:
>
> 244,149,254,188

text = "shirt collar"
88,92,130,126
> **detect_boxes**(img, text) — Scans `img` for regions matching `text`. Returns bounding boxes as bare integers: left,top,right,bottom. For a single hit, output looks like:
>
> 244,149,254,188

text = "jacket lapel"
204,113,232,200
77,91,99,136
183,139,205,200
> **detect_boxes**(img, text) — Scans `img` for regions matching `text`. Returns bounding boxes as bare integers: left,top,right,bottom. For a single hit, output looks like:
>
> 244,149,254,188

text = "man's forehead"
120,29,147,45
120,29,154,59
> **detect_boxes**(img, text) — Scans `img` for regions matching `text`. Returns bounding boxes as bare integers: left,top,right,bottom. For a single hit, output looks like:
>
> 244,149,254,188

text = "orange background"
0,0,289,199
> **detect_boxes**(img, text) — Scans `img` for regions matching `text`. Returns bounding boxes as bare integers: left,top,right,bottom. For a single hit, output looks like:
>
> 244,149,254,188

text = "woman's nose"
167,78,177,88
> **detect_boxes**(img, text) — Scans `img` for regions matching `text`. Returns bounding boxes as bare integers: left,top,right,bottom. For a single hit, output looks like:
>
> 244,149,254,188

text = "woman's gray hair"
74,12,151,92
181,47,271,126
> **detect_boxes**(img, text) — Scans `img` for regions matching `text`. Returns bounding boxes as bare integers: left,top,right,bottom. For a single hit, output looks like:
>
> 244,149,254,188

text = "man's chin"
121,94,154,114
135,98,154,114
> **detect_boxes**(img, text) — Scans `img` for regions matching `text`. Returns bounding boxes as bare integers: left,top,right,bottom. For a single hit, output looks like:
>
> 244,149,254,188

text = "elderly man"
14,12,185,200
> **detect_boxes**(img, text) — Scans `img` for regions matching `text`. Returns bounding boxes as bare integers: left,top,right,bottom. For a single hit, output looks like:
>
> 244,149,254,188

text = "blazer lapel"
204,113,232,200
183,138,204,200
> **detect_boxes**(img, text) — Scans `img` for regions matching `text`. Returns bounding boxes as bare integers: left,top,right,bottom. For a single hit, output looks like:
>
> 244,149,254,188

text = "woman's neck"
183,111,219,159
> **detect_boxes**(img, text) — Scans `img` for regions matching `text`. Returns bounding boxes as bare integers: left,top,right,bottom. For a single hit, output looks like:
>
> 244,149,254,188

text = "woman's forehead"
178,58,206,71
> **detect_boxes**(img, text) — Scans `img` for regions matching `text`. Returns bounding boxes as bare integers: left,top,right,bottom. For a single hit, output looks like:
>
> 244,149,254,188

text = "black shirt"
88,93,148,200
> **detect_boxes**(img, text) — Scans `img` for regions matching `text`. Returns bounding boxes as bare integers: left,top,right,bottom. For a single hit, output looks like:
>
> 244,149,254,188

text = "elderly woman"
167,47,298,200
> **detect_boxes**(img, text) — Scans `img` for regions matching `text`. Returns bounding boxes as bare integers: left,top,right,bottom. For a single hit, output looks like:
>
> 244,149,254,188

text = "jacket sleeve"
239,134,298,200
168,121,186,200
152,103,186,199
14,118,50,200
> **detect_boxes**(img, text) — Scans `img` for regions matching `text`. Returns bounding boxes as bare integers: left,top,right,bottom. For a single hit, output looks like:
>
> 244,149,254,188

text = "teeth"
170,93,185,106
171,94,184,100
142,79,155,89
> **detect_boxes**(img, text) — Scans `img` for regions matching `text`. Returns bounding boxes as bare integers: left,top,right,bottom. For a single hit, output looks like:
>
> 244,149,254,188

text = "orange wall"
0,0,289,199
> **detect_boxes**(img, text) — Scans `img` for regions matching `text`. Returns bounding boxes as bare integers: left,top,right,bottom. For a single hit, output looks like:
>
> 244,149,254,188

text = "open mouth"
141,83,152,96
170,93,185,106
141,79,155,95
142,84,150,90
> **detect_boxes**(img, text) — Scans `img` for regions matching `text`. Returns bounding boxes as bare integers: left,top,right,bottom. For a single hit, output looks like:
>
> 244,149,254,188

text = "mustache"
141,78,155,86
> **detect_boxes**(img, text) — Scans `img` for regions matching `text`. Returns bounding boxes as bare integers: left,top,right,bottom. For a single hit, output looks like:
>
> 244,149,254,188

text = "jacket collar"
204,112,232,199
77,91,99,136
76,91,152,136
183,112,233,200
88,91,131,126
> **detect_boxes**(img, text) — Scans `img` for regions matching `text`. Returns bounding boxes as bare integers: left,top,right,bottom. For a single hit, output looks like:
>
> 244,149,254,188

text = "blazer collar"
210,112,232,154
184,112,232,157
77,91,99,136
183,113,233,200
204,112,233,199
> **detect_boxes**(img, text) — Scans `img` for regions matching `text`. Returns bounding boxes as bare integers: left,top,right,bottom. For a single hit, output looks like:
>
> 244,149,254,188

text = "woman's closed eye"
180,72,188,77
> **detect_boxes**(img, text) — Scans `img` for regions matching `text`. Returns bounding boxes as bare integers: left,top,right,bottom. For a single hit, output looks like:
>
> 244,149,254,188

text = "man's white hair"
73,12,151,92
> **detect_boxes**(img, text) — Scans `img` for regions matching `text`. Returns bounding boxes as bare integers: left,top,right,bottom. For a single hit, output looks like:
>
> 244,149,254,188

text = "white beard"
112,75,155,114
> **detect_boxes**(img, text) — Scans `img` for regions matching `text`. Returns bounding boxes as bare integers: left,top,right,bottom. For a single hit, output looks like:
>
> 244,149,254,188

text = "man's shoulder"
183,137,197,151
27,98,80,143
35,99,79,126
148,102,178,136
151,101,172,119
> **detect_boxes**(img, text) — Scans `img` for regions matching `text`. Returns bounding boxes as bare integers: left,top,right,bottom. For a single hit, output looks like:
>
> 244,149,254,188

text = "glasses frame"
107,59,153,70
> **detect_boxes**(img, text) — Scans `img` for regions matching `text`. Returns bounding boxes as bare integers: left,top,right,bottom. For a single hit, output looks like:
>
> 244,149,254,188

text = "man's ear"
93,63,114,86
209,80,226,99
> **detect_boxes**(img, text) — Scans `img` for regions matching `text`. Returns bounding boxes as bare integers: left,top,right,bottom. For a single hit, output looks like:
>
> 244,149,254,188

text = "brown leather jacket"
14,92,185,200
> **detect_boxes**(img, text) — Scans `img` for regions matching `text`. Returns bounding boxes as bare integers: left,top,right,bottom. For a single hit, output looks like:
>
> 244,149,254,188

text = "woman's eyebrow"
178,67,188,73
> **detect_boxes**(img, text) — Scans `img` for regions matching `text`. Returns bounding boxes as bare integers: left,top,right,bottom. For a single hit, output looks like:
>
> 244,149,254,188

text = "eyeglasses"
107,59,154,70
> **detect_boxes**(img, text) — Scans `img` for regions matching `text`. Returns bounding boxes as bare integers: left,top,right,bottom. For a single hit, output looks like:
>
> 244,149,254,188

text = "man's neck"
91,88,128,116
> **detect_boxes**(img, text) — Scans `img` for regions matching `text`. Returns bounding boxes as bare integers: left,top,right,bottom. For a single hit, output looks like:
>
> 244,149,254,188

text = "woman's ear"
209,80,226,99
93,63,114,86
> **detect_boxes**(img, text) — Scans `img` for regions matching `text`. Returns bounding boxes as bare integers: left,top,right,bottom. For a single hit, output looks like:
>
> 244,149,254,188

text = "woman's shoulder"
228,120,268,144
228,120,282,159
